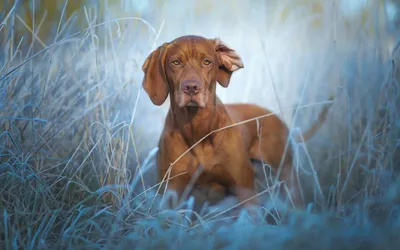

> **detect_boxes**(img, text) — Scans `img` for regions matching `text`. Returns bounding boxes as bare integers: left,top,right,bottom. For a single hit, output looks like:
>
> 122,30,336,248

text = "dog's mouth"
186,100,207,108
178,94,206,108
186,101,198,107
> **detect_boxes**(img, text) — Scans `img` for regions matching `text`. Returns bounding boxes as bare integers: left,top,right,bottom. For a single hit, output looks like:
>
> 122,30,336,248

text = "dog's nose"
181,81,201,95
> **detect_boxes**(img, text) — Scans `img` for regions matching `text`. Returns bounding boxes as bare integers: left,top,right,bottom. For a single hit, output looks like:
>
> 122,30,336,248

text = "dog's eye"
203,59,212,66
171,59,181,66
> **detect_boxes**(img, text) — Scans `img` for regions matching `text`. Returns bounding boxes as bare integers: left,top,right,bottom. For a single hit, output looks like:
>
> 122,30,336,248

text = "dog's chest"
189,141,221,172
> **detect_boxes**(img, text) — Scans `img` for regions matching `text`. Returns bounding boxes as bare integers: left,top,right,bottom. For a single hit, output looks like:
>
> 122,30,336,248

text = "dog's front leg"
230,160,258,209
157,134,198,209
162,170,191,209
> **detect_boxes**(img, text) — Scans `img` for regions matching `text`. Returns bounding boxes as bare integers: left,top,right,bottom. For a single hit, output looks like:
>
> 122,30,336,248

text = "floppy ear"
141,43,170,105
213,38,244,88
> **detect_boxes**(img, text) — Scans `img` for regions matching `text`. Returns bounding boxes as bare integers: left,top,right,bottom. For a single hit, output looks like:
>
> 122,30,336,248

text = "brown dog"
141,35,331,212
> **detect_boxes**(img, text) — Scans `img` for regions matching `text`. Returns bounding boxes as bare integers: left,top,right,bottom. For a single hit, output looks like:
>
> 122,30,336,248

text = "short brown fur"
141,35,332,211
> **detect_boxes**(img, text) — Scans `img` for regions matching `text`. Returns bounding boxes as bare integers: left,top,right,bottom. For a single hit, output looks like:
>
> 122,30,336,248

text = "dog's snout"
181,80,202,95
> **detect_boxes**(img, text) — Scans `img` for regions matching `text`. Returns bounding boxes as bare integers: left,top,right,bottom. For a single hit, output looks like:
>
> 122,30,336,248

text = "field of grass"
1,0,400,249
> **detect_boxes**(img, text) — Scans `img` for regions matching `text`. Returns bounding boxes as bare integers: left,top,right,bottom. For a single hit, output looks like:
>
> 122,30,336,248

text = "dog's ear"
212,38,244,88
141,43,170,105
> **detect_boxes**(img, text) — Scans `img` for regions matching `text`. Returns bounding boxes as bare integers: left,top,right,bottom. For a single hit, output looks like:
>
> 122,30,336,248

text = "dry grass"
0,0,400,249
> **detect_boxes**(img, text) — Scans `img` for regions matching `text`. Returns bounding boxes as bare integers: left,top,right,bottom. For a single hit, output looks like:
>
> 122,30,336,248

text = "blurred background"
1,0,399,211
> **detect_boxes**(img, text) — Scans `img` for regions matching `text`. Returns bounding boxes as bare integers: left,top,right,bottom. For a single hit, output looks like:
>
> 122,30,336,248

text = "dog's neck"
170,95,223,146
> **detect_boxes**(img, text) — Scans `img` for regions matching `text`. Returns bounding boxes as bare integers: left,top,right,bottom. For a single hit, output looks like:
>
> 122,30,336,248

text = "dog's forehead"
169,35,215,55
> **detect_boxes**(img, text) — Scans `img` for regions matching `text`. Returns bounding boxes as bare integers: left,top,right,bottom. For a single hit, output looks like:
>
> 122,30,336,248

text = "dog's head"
141,35,244,108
